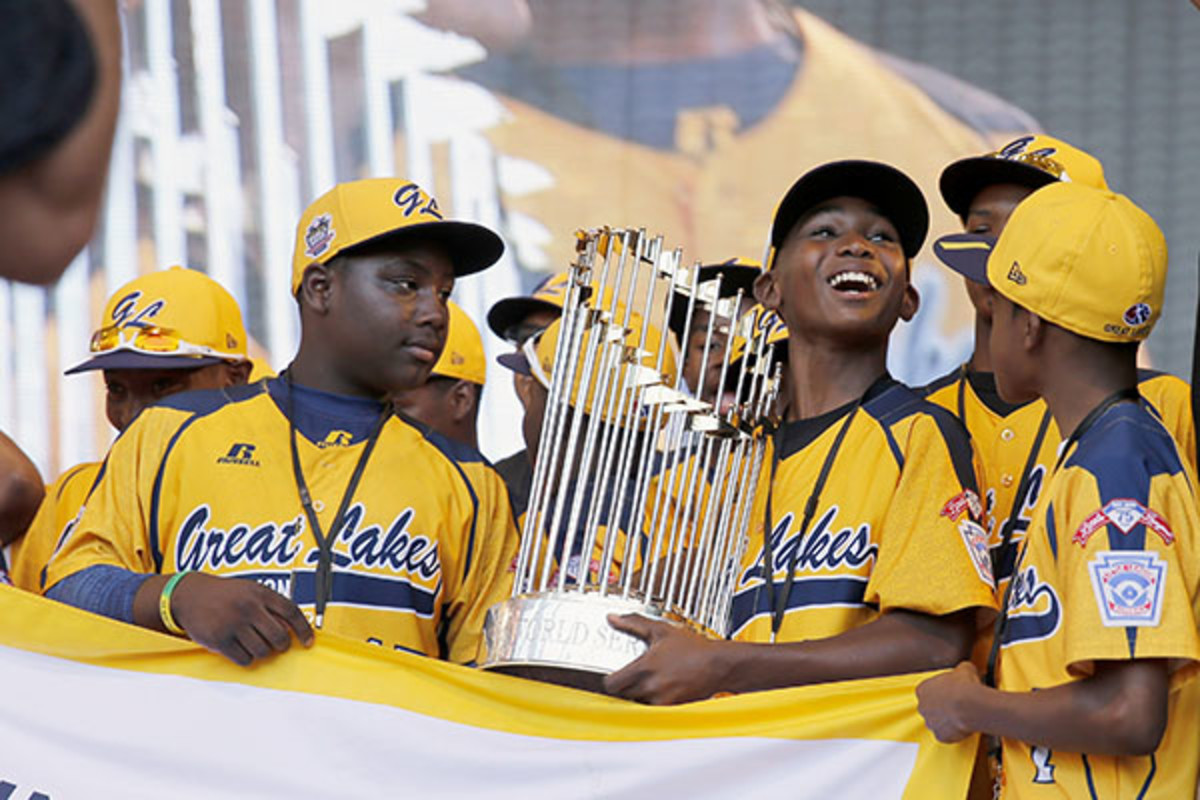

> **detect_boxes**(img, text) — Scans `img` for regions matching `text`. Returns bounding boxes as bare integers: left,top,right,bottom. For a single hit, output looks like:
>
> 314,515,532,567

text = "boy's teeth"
829,271,878,290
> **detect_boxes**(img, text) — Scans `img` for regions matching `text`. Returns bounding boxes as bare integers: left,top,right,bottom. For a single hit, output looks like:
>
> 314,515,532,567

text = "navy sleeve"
46,564,151,624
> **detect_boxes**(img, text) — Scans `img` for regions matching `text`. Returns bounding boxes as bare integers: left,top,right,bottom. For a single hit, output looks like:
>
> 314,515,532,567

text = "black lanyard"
285,371,390,628
984,386,1141,688
761,396,862,641
955,366,1052,586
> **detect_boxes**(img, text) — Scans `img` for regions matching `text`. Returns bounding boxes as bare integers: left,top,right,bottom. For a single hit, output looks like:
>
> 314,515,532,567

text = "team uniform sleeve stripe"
1045,503,1058,560
915,366,962,398
449,460,480,581
149,416,202,573
55,462,95,502
925,407,980,494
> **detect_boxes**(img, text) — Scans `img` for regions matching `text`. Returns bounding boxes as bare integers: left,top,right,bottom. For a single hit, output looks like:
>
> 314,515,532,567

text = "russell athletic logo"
217,443,260,467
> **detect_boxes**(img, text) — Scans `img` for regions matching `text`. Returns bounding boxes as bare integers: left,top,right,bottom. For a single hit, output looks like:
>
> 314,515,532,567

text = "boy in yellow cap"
918,182,1200,799
8,266,253,592
393,299,487,449
604,161,996,704
44,179,518,668
924,135,1194,596
498,308,678,581
487,271,573,512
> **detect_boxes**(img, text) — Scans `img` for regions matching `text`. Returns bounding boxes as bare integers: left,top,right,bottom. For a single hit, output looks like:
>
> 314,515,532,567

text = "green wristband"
159,571,191,636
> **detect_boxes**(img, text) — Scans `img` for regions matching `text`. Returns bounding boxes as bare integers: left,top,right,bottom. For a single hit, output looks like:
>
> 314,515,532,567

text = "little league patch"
958,519,993,586
1072,498,1175,548
1088,550,1166,627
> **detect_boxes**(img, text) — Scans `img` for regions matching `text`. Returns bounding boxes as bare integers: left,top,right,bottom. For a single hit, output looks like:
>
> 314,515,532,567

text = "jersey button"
313,499,326,512
1001,474,1014,488
1000,428,1015,442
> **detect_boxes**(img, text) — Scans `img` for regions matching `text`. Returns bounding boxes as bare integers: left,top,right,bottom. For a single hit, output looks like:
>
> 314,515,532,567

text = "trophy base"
481,592,668,694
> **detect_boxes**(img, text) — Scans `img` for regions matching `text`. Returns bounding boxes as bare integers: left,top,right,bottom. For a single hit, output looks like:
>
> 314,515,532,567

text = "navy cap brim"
668,263,761,338
65,351,228,375
496,350,532,376
347,220,505,277
487,297,561,341
771,161,929,259
932,233,996,286
939,157,1057,221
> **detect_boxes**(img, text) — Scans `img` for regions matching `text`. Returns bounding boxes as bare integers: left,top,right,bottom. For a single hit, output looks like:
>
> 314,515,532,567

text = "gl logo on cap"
1123,303,1152,326
394,183,443,220
111,290,165,330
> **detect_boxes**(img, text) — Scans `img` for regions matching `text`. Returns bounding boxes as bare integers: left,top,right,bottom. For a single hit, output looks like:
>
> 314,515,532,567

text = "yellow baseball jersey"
996,402,1200,799
8,461,99,592
921,368,1195,590
730,378,997,642
45,379,517,665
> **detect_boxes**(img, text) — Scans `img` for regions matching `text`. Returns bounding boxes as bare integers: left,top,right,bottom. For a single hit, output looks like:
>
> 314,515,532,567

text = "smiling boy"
44,179,518,668
604,161,996,704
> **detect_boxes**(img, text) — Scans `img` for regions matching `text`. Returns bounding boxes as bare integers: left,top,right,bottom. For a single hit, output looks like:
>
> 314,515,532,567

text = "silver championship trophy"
482,228,781,692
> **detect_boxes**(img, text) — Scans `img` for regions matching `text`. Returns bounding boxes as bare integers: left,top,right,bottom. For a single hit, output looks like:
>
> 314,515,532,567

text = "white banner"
0,588,974,799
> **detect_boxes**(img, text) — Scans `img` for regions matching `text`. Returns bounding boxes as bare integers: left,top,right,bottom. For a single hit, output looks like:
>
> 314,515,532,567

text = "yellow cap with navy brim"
292,178,504,293
985,182,1166,343
66,266,249,374
498,310,679,428
940,134,1108,221
487,271,572,341
727,303,789,372
431,300,486,386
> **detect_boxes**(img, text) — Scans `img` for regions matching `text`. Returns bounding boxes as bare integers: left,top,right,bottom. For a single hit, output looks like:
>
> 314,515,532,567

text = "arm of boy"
606,607,975,705
917,658,1168,756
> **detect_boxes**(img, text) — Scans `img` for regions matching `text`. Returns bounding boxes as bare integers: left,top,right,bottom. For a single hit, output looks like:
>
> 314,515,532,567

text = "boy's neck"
785,337,888,420
288,347,383,401
967,315,993,372
1037,338,1139,441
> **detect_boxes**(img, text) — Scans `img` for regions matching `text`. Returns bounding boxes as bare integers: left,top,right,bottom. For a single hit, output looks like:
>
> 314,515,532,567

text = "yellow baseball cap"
248,357,277,382
985,182,1166,343
486,271,571,341
67,266,248,374
727,303,789,373
431,300,486,386
940,134,1108,221
499,310,679,428
292,178,504,293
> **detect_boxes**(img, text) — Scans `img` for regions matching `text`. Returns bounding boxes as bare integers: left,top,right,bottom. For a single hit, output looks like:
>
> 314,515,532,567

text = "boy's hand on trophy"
603,613,731,705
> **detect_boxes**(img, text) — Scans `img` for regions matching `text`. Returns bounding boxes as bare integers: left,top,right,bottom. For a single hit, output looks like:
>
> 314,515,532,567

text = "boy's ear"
448,380,478,423
299,262,335,314
224,359,254,386
513,372,536,409
899,281,920,322
754,271,781,312
1021,308,1044,353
